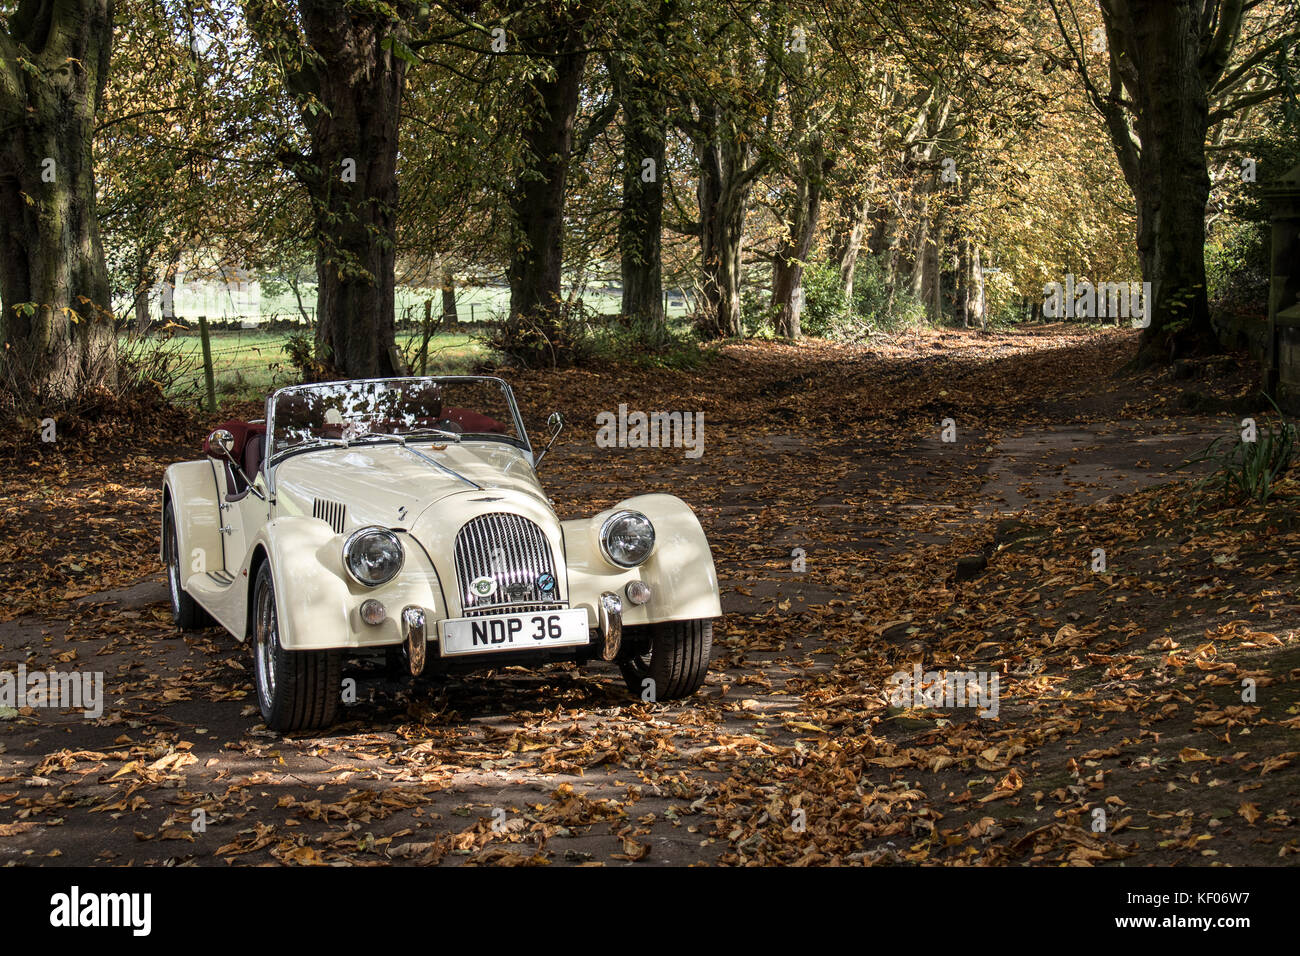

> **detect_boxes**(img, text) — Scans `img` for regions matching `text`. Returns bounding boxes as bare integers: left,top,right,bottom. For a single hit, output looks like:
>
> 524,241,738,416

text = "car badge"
471,496,504,502
470,576,496,598
536,573,556,593
506,582,532,600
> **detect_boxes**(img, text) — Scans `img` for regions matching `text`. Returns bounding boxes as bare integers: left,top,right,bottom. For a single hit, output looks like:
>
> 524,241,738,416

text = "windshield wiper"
276,430,480,488
348,428,463,445
285,436,347,451
399,443,482,490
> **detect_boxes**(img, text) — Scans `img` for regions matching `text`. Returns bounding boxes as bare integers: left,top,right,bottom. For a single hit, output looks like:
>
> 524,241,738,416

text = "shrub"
1206,219,1269,315
799,261,847,338
1184,396,1296,505
740,286,776,338
283,332,332,382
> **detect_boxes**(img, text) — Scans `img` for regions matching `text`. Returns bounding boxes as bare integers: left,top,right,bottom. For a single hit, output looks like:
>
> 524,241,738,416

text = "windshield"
267,377,526,460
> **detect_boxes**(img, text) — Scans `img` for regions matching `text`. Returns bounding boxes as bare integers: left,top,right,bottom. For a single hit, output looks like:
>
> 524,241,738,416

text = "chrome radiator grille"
453,513,562,615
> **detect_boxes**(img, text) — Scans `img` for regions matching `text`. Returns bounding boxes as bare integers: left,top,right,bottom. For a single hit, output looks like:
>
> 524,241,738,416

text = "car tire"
618,618,713,701
252,562,341,732
163,501,216,630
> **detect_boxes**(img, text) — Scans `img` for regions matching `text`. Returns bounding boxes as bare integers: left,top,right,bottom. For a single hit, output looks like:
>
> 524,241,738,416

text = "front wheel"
252,562,341,732
618,619,713,702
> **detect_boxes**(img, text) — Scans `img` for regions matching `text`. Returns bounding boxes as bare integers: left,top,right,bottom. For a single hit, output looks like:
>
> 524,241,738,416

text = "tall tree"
611,34,668,330
673,6,783,338
504,3,591,362
770,29,831,340
1048,0,1300,363
100,0,289,335
0,0,116,402
246,0,411,377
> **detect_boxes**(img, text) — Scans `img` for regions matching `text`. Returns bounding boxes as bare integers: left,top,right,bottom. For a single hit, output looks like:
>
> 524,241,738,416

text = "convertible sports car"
161,376,721,730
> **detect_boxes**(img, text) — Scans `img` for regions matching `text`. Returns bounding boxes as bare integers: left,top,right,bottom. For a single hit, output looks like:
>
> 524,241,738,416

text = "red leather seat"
243,432,265,479
443,407,507,433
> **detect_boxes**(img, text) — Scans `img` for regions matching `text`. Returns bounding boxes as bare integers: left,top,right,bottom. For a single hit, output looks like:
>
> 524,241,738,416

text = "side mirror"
206,428,265,501
207,429,235,459
535,412,565,469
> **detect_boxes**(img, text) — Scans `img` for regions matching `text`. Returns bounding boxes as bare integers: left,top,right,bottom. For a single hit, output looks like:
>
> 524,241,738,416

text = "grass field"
141,329,487,402
159,283,694,328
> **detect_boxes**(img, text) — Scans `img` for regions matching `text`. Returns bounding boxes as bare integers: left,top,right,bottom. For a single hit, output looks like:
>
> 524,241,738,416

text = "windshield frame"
264,375,532,468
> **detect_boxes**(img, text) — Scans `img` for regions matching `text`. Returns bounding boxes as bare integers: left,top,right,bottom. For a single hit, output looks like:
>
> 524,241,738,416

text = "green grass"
146,329,486,402
161,284,694,328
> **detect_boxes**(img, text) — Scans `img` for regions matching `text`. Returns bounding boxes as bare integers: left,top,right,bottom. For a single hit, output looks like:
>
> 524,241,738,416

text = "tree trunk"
833,195,871,301
614,58,666,329
771,140,827,340
968,245,986,331
160,255,181,321
908,208,930,302
290,3,407,379
1125,2,1216,363
129,244,155,334
0,0,117,403
133,283,152,334
1068,0,1241,365
440,265,457,327
505,18,588,365
956,238,970,327
694,105,758,339
921,222,941,324
882,208,904,315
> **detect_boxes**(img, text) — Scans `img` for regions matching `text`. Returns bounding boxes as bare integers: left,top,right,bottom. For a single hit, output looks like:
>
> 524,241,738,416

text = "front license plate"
439,608,589,657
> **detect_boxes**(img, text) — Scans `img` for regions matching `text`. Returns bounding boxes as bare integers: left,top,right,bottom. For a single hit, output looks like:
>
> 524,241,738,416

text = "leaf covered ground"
0,325,1297,866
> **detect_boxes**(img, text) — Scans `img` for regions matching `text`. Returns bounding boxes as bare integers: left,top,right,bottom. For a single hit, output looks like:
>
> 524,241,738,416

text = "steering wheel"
430,419,464,434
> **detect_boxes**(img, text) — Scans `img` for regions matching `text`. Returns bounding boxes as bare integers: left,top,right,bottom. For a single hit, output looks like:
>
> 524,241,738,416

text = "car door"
214,459,264,577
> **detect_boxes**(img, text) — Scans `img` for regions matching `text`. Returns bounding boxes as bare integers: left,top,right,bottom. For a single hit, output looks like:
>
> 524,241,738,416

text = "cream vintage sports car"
161,376,721,730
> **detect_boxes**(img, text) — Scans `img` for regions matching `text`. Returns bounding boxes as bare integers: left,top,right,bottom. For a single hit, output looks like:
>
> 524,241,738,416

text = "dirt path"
2,327,1296,866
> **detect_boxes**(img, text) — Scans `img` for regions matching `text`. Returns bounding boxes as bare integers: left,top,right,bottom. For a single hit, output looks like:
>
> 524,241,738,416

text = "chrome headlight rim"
343,526,405,587
599,510,655,569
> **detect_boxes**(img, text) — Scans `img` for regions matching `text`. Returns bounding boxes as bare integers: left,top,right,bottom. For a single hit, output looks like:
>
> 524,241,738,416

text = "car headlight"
343,527,404,586
600,511,655,568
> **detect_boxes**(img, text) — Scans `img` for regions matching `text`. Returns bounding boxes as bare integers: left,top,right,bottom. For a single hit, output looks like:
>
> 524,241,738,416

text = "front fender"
256,518,446,651
562,493,721,627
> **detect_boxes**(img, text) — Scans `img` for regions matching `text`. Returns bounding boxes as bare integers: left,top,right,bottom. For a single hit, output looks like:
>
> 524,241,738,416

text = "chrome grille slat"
454,512,560,612
463,601,566,618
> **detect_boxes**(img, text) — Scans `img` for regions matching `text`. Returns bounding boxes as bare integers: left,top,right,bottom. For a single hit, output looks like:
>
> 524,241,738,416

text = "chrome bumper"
401,605,427,676
598,591,623,661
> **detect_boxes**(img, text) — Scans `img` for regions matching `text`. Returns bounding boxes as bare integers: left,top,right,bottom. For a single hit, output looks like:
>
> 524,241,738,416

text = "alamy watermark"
49,886,151,936
595,403,704,459
1043,274,1151,328
886,664,1000,718
0,666,103,719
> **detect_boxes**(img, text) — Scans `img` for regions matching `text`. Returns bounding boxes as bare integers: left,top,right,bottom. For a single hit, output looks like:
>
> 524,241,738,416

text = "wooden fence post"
198,315,216,413
421,299,432,374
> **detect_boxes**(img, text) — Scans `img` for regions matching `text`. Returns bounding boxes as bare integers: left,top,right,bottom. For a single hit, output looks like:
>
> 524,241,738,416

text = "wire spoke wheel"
254,572,278,706
250,562,341,732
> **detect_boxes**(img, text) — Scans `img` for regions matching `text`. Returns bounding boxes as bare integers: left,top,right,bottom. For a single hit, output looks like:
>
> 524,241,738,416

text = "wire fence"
144,287,698,406
151,313,488,408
